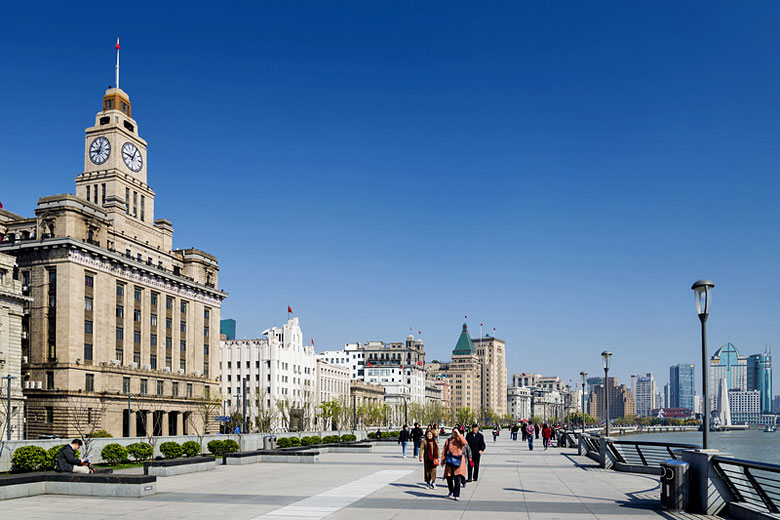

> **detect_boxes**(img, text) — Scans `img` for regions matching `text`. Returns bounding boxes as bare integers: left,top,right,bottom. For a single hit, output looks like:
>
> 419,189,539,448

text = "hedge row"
367,431,400,439
206,439,240,456
10,445,77,473
276,434,357,448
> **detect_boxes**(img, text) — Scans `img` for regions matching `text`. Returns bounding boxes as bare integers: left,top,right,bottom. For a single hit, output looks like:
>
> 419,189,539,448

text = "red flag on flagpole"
288,306,293,314
418,361,422,366
115,38,120,50
311,339,315,347
366,360,373,368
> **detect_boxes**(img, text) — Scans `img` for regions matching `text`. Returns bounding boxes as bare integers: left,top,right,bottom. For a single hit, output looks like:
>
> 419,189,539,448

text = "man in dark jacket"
411,423,424,457
56,439,90,473
398,424,410,458
465,423,486,481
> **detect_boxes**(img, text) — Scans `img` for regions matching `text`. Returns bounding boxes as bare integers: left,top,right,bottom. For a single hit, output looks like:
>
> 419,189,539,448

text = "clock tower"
75,87,155,225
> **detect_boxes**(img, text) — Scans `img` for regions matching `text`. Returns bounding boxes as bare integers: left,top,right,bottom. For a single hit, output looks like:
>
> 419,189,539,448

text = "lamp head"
691,279,715,318
601,350,612,371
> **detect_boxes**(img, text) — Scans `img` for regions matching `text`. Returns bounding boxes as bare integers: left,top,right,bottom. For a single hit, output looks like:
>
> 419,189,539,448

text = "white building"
316,342,365,380
316,359,350,406
729,389,761,425
507,386,532,421
218,317,316,431
630,373,657,417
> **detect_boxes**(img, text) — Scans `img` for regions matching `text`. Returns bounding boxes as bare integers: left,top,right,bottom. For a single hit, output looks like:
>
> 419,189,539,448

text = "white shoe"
431,482,436,489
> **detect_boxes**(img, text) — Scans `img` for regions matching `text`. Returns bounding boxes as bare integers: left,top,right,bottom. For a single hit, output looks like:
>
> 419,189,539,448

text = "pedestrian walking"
411,423,424,457
534,423,540,439
441,427,467,500
492,426,499,442
399,424,410,458
542,423,552,450
511,424,518,441
461,442,472,488
465,423,486,482
521,422,528,441
419,429,439,489
525,422,535,450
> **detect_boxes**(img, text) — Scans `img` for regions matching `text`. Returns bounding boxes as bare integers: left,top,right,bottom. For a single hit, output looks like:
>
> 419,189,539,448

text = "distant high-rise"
747,352,772,414
220,318,236,340
630,373,656,417
669,364,695,411
710,343,747,410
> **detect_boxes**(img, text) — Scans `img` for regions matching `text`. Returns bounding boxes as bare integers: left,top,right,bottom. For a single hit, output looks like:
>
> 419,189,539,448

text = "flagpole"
115,37,120,89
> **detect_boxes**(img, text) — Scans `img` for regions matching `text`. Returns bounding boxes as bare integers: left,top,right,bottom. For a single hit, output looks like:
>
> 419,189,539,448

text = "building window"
186,384,193,398
102,183,106,205
84,297,93,311
133,352,140,364
122,377,130,393
151,314,157,326
157,380,163,395
125,187,130,214
151,292,158,306
84,320,93,334
46,371,54,389
85,373,94,392
172,382,178,397
180,321,186,333
204,363,209,377
86,185,90,201
150,354,157,369
204,327,209,338
134,310,141,322
116,327,124,340
140,195,145,221
116,284,124,298
133,191,137,217
180,359,186,371
85,274,94,288
204,309,210,320
180,301,187,314
204,344,209,355
46,407,53,423
84,343,93,361
166,296,173,310
116,349,123,363
166,318,172,330
140,379,148,395
165,356,172,369
180,340,186,352
166,337,172,349
116,305,124,318
150,333,157,347
134,288,142,302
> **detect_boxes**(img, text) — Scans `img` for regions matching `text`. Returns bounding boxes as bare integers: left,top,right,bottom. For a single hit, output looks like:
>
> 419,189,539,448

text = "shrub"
181,441,201,457
287,437,300,447
309,435,322,445
126,442,153,461
275,437,291,448
341,434,356,442
207,440,225,455
90,430,113,438
300,436,313,446
322,435,340,444
222,439,240,453
101,443,128,465
160,442,183,459
11,445,48,473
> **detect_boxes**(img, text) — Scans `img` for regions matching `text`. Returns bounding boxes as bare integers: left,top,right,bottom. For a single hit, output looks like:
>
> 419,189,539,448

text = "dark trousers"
468,454,481,480
446,475,461,497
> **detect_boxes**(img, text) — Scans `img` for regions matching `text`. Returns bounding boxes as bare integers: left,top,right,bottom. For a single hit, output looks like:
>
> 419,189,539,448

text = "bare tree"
187,396,222,451
141,398,168,455
275,398,291,431
0,383,13,457
62,395,111,459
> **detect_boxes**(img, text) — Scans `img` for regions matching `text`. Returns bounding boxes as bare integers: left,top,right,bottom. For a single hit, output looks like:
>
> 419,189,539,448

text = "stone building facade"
316,359,350,409
0,86,226,438
473,336,507,416
0,253,29,439
427,324,483,414
588,377,635,422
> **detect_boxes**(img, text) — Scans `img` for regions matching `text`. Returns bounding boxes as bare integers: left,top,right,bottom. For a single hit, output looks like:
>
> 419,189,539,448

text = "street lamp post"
580,371,587,435
601,351,612,437
692,279,714,450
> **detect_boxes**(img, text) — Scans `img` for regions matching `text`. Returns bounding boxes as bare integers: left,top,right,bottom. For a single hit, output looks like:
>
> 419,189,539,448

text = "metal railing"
582,433,601,455
607,439,700,468
712,456,780,516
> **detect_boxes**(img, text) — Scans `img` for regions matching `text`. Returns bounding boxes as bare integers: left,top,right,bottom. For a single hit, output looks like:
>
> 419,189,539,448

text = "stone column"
175,412,183,436
161,411,169,436
598,436,615,469
681,449,734,516
128,411,136,437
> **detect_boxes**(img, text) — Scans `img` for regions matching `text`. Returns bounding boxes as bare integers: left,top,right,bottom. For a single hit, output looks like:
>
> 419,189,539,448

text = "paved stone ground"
1,435,725,519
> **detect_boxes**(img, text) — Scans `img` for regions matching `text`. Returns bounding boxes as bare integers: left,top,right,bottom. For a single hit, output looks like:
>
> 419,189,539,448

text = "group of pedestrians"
520,422,560,451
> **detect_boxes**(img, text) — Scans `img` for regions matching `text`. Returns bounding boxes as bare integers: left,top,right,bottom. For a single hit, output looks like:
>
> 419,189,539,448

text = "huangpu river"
627,428,780,466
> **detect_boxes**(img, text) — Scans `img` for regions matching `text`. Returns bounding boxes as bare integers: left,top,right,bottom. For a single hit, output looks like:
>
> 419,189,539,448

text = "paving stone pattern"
1,436,724,519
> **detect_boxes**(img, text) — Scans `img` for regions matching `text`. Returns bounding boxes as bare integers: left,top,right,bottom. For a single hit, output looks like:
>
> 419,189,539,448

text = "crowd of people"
394,420,565,500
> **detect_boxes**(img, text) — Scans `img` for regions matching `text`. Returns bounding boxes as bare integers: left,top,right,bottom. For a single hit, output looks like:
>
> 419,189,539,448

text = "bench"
0,471,156,500
223,449,320,465
144,456,216,477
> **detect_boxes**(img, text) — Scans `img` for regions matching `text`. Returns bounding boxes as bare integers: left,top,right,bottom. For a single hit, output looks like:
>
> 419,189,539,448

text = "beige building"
0,86,226,438
0,253,29,439
316,359,350,408
473,336,507,416
588,377,635,422
427,324,482,415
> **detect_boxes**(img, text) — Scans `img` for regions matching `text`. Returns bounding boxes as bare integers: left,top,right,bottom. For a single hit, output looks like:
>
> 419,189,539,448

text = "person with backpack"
398,424,411,458
440,427,467,500
411,423,424,457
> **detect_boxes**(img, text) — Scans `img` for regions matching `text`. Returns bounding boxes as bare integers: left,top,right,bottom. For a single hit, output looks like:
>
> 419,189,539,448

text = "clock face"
122,142,143,172
89,137,111,165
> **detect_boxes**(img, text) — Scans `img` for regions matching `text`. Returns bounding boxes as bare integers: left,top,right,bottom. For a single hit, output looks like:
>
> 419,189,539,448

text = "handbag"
444,453,462,467
433,458,439,466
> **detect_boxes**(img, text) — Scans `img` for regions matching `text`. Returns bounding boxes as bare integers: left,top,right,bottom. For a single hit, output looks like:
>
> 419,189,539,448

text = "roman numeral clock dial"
122,142,143,172
89,136,110,164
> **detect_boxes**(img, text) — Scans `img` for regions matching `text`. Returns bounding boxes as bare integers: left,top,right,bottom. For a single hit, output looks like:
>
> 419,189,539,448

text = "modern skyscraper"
747,352,772,414
220,319,236,340
710,343,747,409
669,363,695,411
629,373,656,417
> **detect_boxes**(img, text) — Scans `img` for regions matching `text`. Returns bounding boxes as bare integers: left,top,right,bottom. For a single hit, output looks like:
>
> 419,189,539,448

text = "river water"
627,429,780,466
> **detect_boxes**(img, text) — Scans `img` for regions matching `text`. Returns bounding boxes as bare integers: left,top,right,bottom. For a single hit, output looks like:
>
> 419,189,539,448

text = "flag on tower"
288,306,293,314
366,360,373,368
311,339,315,347
115,37,120,50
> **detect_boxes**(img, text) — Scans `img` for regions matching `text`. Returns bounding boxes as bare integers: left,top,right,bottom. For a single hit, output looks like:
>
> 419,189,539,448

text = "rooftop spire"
115,37,120,89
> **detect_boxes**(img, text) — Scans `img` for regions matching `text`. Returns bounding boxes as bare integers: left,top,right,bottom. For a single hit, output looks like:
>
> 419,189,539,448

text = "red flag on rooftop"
115,37,120,50
288,306,293,314
311,338,315,347
418,361,423,366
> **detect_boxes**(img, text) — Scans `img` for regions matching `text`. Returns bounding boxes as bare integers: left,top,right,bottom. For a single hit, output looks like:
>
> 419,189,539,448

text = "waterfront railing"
608,439,700,468
712,456,780,516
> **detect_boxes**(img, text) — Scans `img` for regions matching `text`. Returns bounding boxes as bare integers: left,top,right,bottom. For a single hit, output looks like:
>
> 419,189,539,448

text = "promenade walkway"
2,435,723,519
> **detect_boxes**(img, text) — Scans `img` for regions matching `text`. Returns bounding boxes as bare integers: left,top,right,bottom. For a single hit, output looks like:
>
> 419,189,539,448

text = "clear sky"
2,2,780,398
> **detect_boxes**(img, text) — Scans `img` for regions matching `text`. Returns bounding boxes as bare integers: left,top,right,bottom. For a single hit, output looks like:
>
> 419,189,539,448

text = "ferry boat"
764,424,776,432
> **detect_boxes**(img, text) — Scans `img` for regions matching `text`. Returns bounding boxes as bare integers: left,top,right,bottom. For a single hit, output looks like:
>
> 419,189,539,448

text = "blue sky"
2,2,780,397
